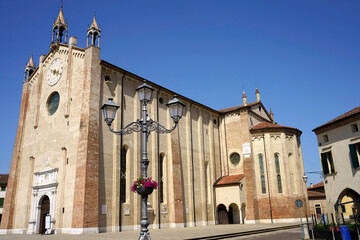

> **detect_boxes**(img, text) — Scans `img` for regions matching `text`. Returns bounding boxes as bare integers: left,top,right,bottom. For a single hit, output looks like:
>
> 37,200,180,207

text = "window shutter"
321,152,329,174
328,152,335,173
349,144,359,169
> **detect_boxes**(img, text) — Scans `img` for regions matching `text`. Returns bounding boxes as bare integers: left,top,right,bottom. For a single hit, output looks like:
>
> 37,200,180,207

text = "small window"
321,151,335,175
258,106,261,111
351,124,359,133
230,153,240,165
0,198,4,207
104,75,111,84
1,186,5,191
323,135,329,143
47,92,60,115
213,119,217,125
159,97,164,104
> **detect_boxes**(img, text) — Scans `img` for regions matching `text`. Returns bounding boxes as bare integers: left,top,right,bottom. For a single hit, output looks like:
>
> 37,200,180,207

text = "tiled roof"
307,190,326,198
251,122,299,132
0,174,9,185
218,102,258,113
215,174,244,186
307,181,324,190
313,106,360,132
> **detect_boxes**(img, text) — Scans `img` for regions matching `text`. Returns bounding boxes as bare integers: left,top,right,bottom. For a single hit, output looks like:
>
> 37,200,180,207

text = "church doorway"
38,195,50,234
229,203,240,224
217,204,229,224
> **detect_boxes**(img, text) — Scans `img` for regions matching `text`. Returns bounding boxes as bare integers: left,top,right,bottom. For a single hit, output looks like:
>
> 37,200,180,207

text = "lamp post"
101,80,185,240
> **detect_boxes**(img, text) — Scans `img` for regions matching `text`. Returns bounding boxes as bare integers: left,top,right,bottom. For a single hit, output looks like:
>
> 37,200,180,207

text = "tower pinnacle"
52,4,68,44
87,15,101,47
24,55,36,82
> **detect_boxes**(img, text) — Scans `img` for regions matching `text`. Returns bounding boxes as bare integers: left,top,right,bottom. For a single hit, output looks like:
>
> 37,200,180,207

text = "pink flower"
131,177,158,193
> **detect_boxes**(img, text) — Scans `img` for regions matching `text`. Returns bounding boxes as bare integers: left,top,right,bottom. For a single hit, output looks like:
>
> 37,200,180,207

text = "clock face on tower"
47,58,63,86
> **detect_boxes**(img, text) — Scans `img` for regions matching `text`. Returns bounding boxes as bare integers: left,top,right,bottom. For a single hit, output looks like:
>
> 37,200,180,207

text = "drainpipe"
119,73,125,231
156,90,161,229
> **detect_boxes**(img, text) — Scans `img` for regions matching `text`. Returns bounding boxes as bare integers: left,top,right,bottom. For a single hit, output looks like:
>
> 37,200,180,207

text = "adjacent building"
307,182,326,220
313,106,360,218
0,174,9,225
1,5,307,235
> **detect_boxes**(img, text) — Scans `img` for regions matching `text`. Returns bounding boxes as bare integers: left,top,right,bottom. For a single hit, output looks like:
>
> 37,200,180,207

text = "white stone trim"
170,222,185,228
0,229,11,235
195,221,208,227
28,167,58,234
98,226,120,233
159,223,171,229
207,220,216,225
66,227,99,234
12,229,27,234
121,225,137,231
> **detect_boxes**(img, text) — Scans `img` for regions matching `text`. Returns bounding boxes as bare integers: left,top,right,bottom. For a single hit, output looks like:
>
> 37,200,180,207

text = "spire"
87,14,101,47
26,55,35,68
52,3,68,44
256,88,260,102
270,108,274,123
242,91,247,106
55,5,65,24
90,15,100,30
24,54,36,82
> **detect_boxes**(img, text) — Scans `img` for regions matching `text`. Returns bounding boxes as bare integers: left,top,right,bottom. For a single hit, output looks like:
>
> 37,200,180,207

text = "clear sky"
0,0,359,186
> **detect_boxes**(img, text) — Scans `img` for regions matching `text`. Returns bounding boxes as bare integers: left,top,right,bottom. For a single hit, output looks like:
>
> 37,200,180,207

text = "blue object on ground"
339,225,351,240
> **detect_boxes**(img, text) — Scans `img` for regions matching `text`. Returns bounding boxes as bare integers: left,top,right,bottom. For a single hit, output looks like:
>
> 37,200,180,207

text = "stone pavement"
0,223,301,240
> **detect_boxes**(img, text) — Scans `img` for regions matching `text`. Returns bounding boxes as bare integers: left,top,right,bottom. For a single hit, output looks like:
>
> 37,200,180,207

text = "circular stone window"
230,153,240,165
47,92,60,115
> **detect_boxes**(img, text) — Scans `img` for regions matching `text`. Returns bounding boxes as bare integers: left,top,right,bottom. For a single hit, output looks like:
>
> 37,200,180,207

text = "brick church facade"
1,6,307,234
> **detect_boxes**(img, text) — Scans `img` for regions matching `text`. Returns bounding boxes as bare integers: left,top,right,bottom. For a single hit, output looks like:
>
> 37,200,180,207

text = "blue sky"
0,0,359,186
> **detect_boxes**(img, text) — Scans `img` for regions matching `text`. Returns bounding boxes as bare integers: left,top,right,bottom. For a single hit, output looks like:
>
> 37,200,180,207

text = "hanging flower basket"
131,177,158,196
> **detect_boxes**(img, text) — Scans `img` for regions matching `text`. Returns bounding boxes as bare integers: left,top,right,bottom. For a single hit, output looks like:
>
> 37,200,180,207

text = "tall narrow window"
159,153,164,203
349,143,360,169
120,146,127,203
259,155,266,194
275,154,282,193
321,151,335,175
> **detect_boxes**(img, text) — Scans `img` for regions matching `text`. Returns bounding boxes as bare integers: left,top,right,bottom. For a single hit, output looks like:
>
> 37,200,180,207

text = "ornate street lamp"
101,80,185,240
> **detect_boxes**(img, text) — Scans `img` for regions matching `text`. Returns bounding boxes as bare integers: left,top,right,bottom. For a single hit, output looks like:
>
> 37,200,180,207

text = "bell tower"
87,15,101,47
52,4,68,44
24,55,36,82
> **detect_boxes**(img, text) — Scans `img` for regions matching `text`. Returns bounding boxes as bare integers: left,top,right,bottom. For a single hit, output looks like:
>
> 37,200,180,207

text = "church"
0,6,307,234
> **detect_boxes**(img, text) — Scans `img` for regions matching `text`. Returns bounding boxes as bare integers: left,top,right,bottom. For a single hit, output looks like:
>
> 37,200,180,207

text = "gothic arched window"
274,154,283,193
259,155,266,194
